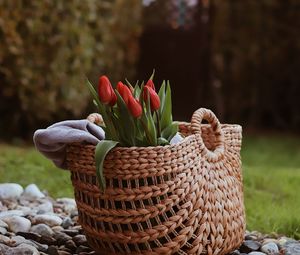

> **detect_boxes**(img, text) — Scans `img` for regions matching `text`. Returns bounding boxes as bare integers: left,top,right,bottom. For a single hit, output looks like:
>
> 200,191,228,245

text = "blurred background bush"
0,0,141,139
0,0,299,237
1,0,299,139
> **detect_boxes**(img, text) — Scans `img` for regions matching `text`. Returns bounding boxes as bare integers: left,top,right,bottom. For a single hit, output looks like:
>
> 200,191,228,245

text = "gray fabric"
33,120,105,169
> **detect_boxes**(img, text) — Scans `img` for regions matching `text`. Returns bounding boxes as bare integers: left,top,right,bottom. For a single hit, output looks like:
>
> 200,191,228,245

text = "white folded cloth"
33,120,105,169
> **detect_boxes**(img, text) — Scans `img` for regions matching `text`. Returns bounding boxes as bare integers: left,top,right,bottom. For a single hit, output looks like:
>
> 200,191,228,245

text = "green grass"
241,134,300,238
0,134,299,237
0,144,73,198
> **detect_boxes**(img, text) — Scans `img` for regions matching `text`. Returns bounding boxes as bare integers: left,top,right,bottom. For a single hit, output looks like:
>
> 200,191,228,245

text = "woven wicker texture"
66,108,245,255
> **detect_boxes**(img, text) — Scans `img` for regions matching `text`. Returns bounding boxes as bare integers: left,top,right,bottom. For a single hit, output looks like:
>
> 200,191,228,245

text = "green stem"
155,110,161,138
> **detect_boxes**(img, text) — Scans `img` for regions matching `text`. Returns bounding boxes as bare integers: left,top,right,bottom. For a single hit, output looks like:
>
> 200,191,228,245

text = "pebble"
0,243,9,253
248,252,266,255
3,216,31,233
73,234,87,246
34,214,62,226
283,241,300,255
6,243,39,255
52,226,64,232
0,234,11,244
240,240,261,253
0,183,23,199
0,210,25,219
23,184,45,198
260,242,279,254
53,231,72,245
0,219,8,228
31,223,54,237
62,217,73,228
0,227,7,235
56,198,77,212
37,201,54,214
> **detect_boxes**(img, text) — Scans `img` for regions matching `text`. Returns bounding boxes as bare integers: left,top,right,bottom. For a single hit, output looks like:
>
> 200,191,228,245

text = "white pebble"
34,214,62,227
23,184,45,198
0,210,24,219
0,219,8,228
249,252,267,255
3,216,31,233
0,183,23,200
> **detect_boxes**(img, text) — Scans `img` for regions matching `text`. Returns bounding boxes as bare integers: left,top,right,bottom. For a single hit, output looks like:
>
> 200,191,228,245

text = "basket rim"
67,123,242,152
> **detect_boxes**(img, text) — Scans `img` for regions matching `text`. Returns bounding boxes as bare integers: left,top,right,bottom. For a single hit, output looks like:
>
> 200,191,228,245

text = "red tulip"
98,75,116,106
127,96,142,118
117,81,132,104
146,80,155,90
109,90,117,106
143,86,160,111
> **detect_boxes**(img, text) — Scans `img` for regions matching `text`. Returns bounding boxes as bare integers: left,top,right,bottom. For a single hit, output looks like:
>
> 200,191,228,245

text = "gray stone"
30,240,49,252
76,245,91,253
6,243,39,255
58,251,72,255
11,235,27,246
73,235,87,246
0,219,8,228
283,241,300,255
34,214,62,227
61,217,73,228
37,201,53,214
53,231,72,245
248,252,266,255
3,216,31,233
0,243,10,253
65,239,77,250
47,245,59,255
30,223,54,237
0,226,7,235
261,242,279,254
17,231,41,241
62,229,79,237
240,240,261,253
51,226,64,232
0,183,23,200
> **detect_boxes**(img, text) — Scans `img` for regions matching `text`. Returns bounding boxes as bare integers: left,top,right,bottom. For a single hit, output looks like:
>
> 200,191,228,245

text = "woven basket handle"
191,108,225,161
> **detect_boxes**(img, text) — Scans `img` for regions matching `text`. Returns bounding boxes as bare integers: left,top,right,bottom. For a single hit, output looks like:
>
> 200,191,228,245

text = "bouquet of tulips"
87,72,178,190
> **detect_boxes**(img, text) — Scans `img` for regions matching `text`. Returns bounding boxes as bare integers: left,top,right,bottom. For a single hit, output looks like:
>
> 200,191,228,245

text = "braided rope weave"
66,108,245,255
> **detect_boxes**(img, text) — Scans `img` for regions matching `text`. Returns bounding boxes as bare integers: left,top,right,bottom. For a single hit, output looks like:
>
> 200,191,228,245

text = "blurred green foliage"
0,0,142,138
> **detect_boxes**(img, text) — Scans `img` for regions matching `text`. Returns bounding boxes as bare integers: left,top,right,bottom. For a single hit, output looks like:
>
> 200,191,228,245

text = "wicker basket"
66,108,245,255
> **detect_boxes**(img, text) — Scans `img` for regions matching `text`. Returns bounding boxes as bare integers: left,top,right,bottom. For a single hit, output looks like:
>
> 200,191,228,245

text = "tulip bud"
98,76,113,104
117,81,132,104
143,86,160,111
127,96,142,118
146,80,155,90
109,90,117,106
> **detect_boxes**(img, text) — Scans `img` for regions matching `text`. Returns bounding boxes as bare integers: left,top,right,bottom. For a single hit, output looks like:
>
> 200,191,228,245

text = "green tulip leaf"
161,122,179,141
95,140,118,192
158,81,166,116
161,81,172,130
149,69,155,80
157,137,169,145
115,91,136,146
